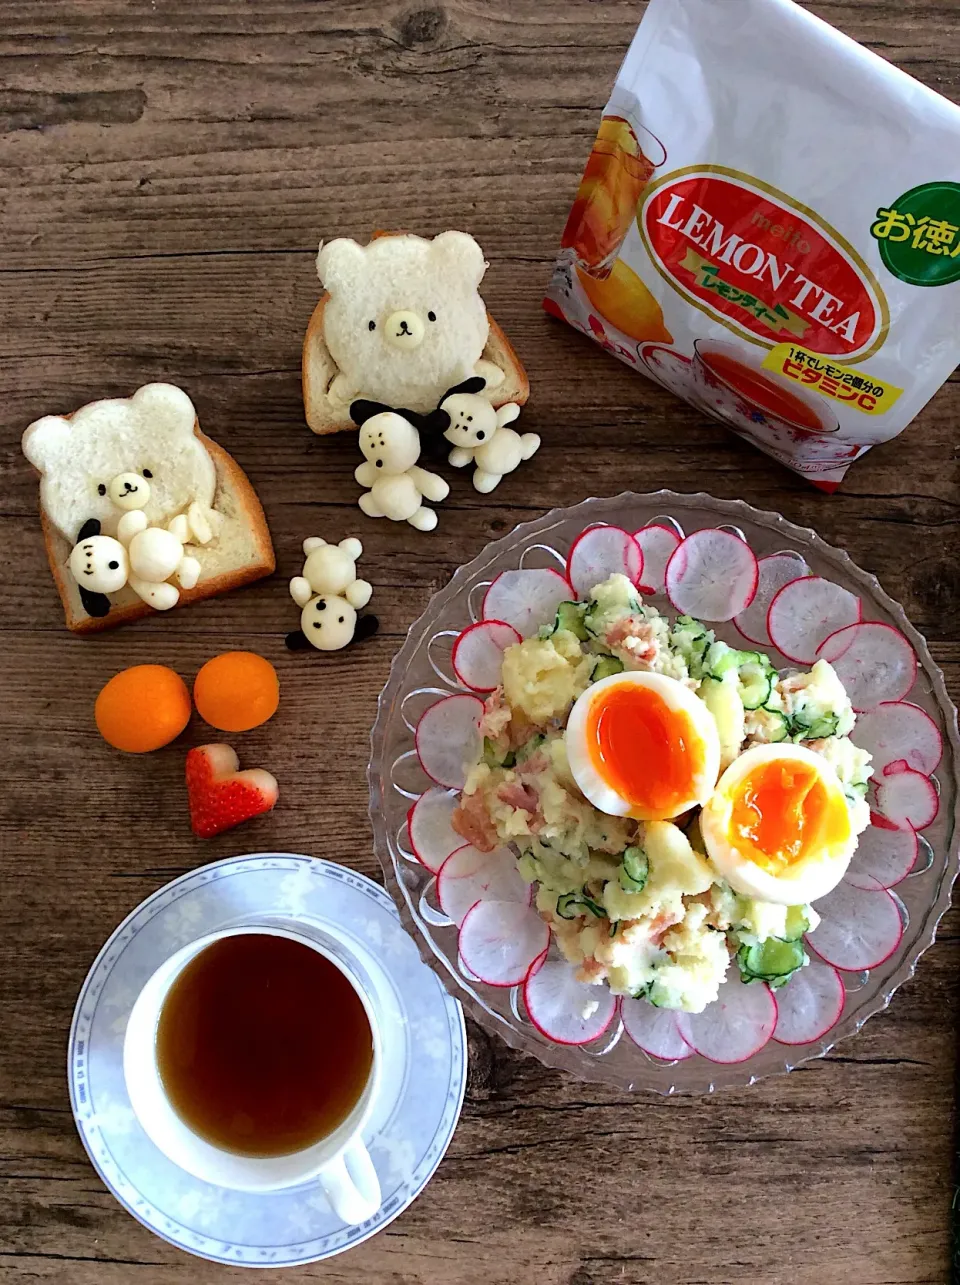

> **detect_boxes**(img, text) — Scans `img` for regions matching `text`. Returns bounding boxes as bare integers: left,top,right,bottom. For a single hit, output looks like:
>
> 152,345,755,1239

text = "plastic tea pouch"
545,0,960,490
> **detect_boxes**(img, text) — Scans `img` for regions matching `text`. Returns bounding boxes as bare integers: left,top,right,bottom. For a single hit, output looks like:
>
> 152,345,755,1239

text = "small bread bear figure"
353,410,449,532
67,470,205,616
442,394,540,493
286,536,378,652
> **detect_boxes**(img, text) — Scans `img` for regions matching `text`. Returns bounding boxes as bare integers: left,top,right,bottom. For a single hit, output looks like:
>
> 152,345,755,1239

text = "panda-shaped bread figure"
284,536,379,653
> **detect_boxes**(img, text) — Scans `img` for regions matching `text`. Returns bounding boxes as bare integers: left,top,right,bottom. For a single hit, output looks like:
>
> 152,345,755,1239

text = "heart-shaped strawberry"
186,743,279,839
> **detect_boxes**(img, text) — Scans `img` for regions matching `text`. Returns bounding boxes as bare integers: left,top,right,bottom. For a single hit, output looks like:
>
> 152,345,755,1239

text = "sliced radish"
665,528,759,622
407,787,464,874
773,959,845,1045
437,845,531,927
852,701,942,776
676,971,777,1064
844,816,918,889
522,959,618,1046
807,881,903,970
566,526,643,600
817,622,917,712
458,900,550,987
482,569,572,639
633,524,681,595
620,997,692,1061
415,694,483,790
766,577,861,664
734,553,810,647
874,762,939,831
451,620,521,693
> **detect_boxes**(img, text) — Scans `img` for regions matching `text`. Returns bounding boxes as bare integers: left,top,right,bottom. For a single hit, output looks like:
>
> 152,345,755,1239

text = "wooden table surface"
2,1,959,1282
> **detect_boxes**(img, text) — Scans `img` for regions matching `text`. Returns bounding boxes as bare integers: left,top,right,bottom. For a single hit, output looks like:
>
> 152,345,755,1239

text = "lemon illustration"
577,262,673,345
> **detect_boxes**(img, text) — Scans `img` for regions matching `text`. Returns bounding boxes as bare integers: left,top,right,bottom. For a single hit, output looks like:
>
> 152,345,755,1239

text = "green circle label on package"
871,181,960,287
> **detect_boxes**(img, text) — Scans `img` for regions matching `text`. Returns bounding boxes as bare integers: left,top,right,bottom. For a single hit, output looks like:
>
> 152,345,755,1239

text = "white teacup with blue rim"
122,923,382,1226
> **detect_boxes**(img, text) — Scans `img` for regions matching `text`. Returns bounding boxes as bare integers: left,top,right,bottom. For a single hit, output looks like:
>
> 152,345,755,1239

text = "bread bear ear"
429,231,487,288
317,238,368,293
130,384,197,437
77,519,102,541
21,415,73,474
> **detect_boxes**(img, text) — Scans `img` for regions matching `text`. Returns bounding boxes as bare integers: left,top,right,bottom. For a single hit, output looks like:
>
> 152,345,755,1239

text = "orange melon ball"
95,665,192,753
193,651,279,732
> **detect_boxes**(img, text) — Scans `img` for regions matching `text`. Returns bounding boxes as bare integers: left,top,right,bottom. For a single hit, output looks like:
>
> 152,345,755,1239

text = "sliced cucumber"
783,905,811,941
592,655,625,682
483,737,515,769
788,710,840,741
738,659,775,710
736,937,806,989
556,890,605,920
763,710,790,743
618,845,649,893
557,600,589,640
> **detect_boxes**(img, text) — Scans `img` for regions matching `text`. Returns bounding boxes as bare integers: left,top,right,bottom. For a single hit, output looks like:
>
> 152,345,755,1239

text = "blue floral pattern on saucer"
68,854,467,1267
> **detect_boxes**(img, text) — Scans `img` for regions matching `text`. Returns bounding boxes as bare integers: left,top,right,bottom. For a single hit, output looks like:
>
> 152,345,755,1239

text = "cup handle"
318,1139,381,1226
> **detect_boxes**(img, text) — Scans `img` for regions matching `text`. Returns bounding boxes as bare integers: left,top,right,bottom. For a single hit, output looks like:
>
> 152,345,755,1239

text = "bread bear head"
317,232,490,414
22,383,217,542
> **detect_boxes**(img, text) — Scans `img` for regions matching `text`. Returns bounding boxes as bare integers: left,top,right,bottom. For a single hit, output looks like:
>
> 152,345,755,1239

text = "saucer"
68,854,467,1267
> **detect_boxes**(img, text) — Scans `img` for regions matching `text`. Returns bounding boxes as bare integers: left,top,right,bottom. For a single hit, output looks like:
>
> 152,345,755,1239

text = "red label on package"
641,170,886,359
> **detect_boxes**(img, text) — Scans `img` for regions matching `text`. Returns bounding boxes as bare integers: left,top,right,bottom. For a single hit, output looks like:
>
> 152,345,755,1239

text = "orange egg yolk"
586,683,704,821
731,760,850,872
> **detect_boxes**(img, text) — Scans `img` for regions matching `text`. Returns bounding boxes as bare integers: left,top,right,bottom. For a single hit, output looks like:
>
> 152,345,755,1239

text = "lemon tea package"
545,0,960,490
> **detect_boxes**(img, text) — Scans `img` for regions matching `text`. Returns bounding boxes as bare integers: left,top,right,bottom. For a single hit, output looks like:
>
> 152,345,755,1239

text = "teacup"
123,923,382,1225
691,339,840,440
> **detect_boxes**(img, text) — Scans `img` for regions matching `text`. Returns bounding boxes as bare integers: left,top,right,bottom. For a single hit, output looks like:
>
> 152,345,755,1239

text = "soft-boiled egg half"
566,671,722,821
700,743,855,905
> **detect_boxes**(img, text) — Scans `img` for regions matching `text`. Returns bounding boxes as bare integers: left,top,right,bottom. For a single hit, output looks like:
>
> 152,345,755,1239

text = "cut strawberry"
186,744,279,839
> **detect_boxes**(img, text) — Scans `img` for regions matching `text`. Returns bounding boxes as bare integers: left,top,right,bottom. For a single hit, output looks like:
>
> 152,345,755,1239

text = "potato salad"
452,574,873,1014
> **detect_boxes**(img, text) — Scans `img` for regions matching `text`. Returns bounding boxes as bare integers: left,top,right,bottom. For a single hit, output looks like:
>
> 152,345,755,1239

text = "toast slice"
302,227,529,436
41,429,275,633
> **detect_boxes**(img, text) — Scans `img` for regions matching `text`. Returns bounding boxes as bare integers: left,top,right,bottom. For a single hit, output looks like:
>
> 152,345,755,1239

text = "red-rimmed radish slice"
437,845,531,927
451,620,521,693
676,971,777,1063
874,762,939,831
816,622,917,711
458,900,550,987
407,787,463,874
633,524,681,595
415,694,483,790
522,959,618,1046
807,882,903,970
482,569,572,638
567,525,643,599
734,553,810,647
773,959,844,1045
852,701,942,776
620,997,692,1061
767,577,860,664
844,816,918,890
665,528,759,622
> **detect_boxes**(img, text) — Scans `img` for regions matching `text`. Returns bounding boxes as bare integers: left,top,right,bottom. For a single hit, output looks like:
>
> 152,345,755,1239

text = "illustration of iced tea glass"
561,116,667,279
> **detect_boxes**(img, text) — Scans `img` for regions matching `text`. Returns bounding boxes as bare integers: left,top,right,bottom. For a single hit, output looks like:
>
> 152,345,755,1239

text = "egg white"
700,743,855,906
566,672,721,820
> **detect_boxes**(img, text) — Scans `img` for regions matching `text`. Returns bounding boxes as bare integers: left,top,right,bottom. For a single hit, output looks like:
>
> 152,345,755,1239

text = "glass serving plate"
368,492,959,1093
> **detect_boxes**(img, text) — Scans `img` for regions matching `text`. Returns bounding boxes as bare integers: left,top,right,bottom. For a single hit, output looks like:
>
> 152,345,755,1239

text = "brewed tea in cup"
124,925,382,1224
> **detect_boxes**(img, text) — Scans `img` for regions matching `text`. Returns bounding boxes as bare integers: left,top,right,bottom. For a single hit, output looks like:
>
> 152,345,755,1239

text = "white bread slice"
23,388,275,633
302,231,529,436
